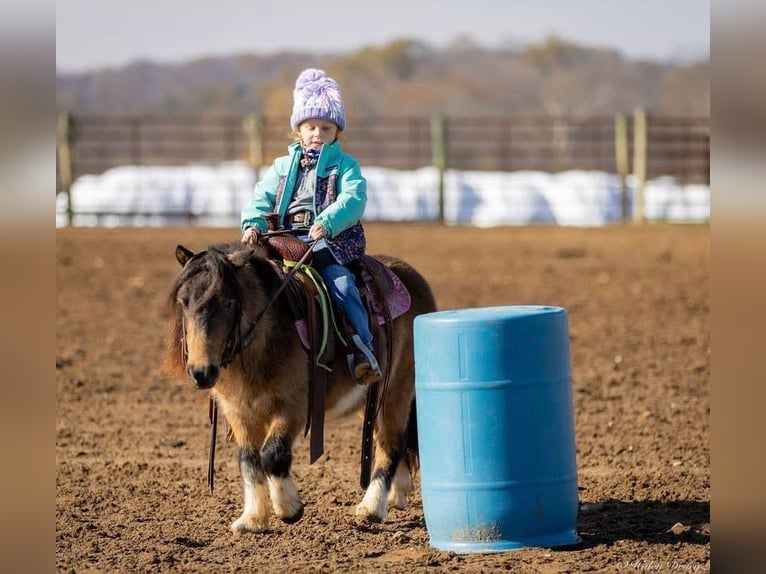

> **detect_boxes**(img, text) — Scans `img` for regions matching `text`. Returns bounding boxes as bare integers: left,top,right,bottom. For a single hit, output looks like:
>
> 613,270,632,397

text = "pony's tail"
404,397,420,475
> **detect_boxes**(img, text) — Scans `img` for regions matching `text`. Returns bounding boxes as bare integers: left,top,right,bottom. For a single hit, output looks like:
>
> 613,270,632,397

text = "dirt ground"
56,223,710,573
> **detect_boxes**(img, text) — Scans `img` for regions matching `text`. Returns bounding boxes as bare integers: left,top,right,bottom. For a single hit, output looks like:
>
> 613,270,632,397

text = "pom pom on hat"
290,68,346,131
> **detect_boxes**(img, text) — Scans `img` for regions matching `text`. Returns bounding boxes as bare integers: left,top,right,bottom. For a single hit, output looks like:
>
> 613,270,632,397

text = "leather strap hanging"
358,262,396,489
302,276,330,464
207,397,218,494
360,380,379,489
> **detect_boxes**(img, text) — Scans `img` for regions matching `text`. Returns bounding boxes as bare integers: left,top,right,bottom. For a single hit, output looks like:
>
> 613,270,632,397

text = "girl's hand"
308,223,327,240
241,227,260,245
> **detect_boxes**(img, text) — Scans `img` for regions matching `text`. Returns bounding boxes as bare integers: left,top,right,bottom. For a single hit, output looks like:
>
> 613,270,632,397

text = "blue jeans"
304,238,372,346
317,262,373,346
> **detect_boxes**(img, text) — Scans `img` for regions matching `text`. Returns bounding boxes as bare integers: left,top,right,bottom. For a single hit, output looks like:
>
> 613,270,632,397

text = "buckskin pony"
165,240,437,533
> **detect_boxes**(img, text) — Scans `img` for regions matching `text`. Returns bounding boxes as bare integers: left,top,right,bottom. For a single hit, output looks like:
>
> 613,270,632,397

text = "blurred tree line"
56,36,709,118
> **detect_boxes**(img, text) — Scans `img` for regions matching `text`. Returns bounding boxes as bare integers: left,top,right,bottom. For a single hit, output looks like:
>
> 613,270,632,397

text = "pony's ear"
176,245,195,266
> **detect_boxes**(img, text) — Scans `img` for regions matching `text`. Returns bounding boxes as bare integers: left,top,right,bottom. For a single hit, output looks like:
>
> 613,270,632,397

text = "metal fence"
56,112,709,224
645,115,710,182
58,113,708,181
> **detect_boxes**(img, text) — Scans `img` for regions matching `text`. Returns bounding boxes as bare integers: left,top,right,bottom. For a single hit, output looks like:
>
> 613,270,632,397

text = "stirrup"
348,334,382,385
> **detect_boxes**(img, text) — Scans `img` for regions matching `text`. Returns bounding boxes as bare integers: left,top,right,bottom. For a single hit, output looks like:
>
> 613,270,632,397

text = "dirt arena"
56,223,709,573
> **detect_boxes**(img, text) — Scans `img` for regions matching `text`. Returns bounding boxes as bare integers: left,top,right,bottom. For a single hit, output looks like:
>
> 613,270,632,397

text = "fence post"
614,113,630,222
430,115,447,223
57,112,76,226
243,114,265,181
632,108,647,224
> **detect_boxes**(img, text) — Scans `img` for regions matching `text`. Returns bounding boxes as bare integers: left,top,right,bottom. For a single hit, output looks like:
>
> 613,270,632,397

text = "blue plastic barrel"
414,305,580,553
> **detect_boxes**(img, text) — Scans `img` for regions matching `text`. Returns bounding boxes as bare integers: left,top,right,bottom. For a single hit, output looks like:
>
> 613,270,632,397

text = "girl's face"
298,119,339,150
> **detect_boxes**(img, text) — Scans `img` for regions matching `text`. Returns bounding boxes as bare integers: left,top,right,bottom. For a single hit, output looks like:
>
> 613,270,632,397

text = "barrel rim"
414,305,567,325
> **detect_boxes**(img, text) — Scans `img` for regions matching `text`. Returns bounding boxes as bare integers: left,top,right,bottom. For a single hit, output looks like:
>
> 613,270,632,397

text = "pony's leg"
387,457,414,510
356,368,417,522
356,446,402,522
388,398,418,511
356,405,412,521
261,429,304,523
231,446,271,533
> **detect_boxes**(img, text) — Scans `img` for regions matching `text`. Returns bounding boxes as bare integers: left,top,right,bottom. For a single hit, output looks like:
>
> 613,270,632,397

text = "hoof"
387,493,407,511
355,503,385,523
277,503,304,525
356,477,388,523
231,515,269,534
268,477,304,525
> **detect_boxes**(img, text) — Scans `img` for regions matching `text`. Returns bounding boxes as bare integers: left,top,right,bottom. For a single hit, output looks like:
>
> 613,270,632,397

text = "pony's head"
167,243,263,390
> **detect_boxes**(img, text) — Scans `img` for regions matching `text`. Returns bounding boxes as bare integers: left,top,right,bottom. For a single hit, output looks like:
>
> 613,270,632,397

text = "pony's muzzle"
187,364,219,389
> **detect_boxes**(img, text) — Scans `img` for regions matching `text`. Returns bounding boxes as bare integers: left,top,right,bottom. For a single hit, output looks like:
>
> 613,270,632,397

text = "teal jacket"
241,140,367,264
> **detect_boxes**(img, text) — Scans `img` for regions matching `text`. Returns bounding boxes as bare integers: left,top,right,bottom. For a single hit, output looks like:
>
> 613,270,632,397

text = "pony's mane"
169,242,265,307
165,241,270,378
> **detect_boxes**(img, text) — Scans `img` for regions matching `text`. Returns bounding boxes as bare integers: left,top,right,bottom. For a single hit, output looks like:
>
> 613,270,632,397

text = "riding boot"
348,334,382,385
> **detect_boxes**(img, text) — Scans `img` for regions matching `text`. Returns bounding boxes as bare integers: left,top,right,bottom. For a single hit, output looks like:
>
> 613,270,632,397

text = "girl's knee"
320,264,354,292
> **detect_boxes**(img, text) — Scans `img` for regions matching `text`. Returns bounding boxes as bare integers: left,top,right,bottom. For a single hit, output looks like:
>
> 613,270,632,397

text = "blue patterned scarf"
300,147,321,170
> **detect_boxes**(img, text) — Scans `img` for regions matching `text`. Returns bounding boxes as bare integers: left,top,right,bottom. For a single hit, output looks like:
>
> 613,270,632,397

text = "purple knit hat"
290,68,346,131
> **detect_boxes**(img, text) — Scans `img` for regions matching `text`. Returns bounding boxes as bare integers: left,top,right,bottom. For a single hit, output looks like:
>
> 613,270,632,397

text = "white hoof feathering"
231,480,270,533
387,465,413,510
231,513,269,533
356,477,388,522
268,476,304,521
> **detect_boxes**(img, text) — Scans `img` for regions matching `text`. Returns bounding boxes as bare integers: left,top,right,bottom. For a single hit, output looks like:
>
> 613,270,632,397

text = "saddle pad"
294,266,411,350
371,266,411,325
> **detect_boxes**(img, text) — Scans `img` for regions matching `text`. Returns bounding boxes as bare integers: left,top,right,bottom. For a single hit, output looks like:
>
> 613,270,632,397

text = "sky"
56,0,710,73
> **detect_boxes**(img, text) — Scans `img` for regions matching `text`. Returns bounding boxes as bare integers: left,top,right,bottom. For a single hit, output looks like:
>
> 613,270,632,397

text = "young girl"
241,68,380,384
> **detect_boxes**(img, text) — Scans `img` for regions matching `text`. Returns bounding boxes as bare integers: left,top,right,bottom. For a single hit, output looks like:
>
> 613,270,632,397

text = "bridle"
179,242,314,373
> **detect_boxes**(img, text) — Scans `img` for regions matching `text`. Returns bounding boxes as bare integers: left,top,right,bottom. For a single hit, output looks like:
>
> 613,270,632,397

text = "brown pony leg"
388,399,419,510
231,446,271,533
230,426,304,531
355,388,415,522
387,457,415,510
219,375,306,532
262,435,304,524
